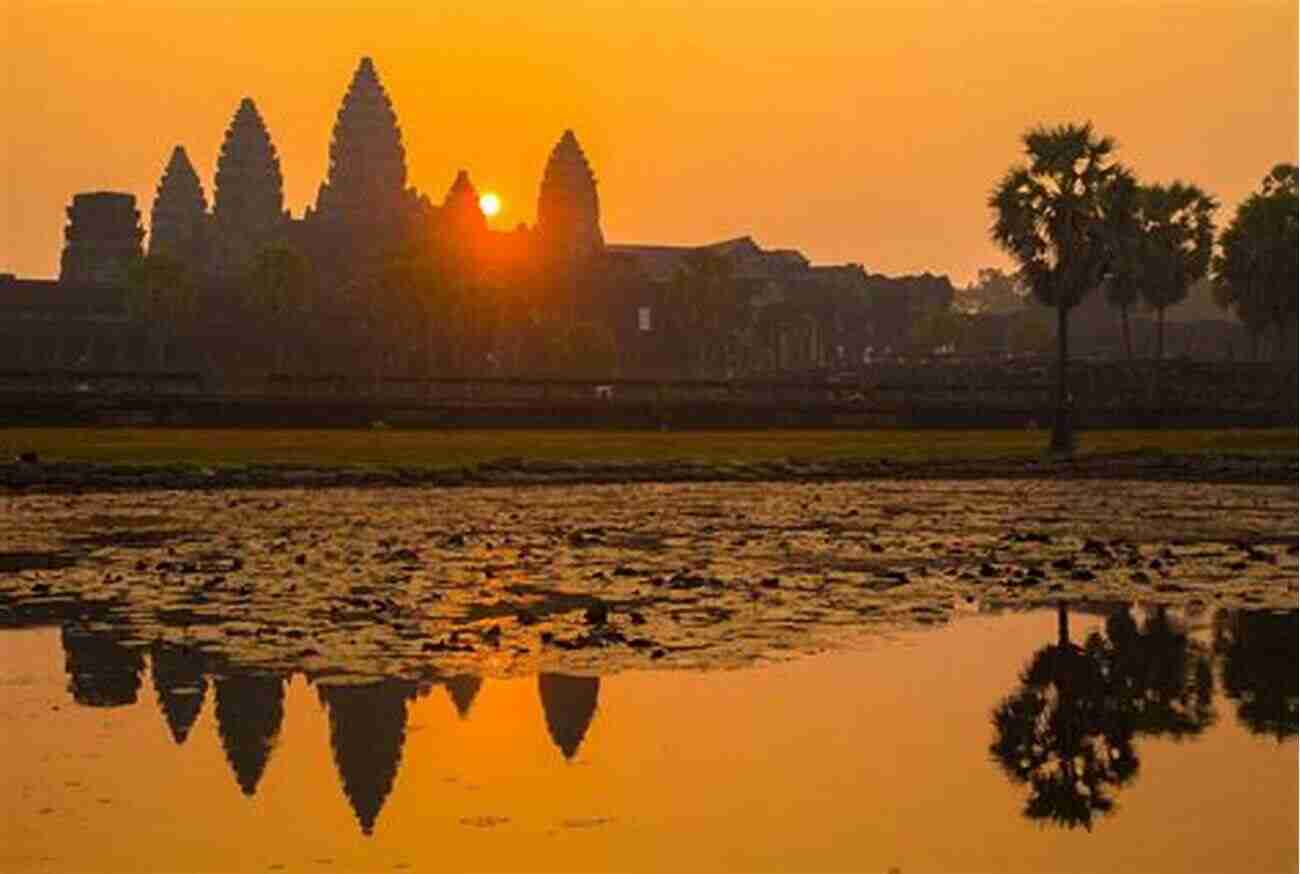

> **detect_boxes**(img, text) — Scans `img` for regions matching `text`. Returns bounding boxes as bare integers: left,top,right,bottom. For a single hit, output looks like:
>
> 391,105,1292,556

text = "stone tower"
441,170,487,238
314,57,408,233
59,191,144,285
537,130,604,262
211,98,285,275
148,145,208,267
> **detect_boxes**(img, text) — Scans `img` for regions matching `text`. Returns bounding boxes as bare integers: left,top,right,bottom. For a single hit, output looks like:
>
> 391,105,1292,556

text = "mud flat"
2,479,1294,682
0,450,1295,494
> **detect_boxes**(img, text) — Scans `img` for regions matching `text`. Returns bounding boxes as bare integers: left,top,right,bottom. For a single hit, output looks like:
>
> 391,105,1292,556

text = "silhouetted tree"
954,267,1028,316
989,123,1136,453
989,604,1139,830
125,252,197,367
1005,305,1055,356
245,246,312,372
318,680,418,835
1134,183,1217,360
1213,609,1298,741
150,642,209,745
538,673,600,761
1213,164,1299,360
1102,607,1215,740
214,673,286,796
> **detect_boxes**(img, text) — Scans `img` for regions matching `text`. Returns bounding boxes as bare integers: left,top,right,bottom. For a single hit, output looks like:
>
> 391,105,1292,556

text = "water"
2,604,1294,873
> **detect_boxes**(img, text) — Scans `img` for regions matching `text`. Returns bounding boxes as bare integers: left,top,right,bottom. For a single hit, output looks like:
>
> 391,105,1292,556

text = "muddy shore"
1,450,1295,494
3,478,1295,684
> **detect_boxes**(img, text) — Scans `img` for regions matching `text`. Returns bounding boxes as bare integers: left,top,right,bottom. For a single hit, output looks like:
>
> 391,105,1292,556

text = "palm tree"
989,123,1136,454
1213,164,1299,360
1102,606,1216,739
989,604,1139,830
1213,609,1297,741
1135,183,1217,360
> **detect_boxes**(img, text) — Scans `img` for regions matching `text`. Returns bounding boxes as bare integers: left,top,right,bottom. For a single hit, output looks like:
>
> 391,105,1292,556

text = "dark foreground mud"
1,450,1295,494
2,479,1295,682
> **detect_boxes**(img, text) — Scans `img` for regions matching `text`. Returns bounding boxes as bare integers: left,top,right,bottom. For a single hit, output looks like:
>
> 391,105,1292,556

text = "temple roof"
606,237,810,282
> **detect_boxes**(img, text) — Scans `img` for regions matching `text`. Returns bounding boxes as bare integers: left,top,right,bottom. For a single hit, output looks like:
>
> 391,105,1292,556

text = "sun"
479,192,501,217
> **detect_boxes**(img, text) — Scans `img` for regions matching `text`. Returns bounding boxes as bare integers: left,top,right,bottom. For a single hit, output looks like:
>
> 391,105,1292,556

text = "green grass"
0,427,1294,469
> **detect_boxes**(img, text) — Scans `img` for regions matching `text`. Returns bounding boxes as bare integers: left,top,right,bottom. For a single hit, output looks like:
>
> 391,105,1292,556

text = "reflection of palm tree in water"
150,642,208,744
214,673,286,796
1104,607,1215,740
1214,609,1298,741
317,679,419,836
61,626,144,707
989,604,1139,830
991,603,1222,830
443,675,482,719
538,674,600,760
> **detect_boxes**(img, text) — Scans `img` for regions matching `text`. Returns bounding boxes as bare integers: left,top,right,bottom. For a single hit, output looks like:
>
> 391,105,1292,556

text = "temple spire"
537,129,604,262
318,680,417,836
441,170,487,238
315,57,408,227
538,673,600,761
149,145,208,266
212,97,285,274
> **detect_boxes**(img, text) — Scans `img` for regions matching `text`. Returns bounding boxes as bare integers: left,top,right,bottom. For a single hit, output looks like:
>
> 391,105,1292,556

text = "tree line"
986,121,1296,452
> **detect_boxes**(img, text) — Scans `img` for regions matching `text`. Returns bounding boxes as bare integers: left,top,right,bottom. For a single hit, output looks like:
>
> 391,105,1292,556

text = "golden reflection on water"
1,609,1295,873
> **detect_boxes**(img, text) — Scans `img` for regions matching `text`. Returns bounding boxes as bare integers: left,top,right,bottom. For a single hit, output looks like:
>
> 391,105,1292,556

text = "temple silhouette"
37,607,1295,837
317,679,420,835
0,56,962,380
538,673,601,761
150,641,209,745
213,673,287,796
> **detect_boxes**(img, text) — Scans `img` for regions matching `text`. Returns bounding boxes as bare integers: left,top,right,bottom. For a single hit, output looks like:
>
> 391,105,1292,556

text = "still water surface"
2,606,1295,873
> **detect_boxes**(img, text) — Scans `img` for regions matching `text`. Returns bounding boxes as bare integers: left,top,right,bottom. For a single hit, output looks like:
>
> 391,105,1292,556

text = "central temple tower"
314,57,410,237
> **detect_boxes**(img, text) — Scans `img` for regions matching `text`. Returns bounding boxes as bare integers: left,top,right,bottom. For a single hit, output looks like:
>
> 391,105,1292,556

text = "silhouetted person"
537,673,600,761
318,679,418,836
214,672,286,797
989,604,1139,830
443,675,482,720
61,625,144,707
150,642,209,745
1214,609,1298,741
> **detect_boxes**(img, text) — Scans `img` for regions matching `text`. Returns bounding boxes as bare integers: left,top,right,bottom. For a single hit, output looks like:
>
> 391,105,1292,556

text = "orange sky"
3,0,1296,283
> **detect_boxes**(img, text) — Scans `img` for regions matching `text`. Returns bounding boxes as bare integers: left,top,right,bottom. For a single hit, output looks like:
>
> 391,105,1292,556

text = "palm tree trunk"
1050,302,1073,454
1057,602,1071,648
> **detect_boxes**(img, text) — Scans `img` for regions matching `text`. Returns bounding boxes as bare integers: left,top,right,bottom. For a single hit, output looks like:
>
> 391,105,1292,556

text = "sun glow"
479,192,501,217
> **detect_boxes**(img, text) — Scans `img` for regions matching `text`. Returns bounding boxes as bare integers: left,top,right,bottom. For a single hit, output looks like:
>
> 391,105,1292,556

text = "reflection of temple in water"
61,626,144,707
538,673,600,760
150,642,209,744
317,679,420,836
214,673,286,796
443,675,482,719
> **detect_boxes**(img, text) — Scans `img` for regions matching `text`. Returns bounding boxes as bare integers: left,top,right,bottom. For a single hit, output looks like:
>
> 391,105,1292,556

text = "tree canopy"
1212,163,1298,356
